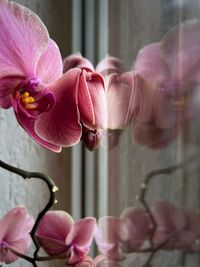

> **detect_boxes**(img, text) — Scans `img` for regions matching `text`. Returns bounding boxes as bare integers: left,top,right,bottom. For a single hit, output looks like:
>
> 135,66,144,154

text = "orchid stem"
0,159,58,264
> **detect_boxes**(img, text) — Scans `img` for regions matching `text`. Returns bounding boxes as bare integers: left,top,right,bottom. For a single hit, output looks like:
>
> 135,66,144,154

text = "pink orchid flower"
95,216,128,260
133,20,200,148
36,210,96,265
0,1,107,152
120,207,152,252
63,54,108,151
97,56,139,149
0,206,34,264
151,201,186,249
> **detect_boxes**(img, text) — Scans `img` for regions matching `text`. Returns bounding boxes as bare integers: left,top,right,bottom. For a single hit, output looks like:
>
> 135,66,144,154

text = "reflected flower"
95,216,127,260
133,20,200,148
36,210,96,265
0,206,34,264
120,207,152,252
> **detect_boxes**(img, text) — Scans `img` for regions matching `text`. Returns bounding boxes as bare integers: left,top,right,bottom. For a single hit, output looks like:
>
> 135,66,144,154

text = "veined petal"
36,236,67,256
66,217,96,247
36,39,63,84
107,72,138,129
5,238,32,264
152,201,186,244
0,76,24,108
134,43,171,87
161,20,200,81
0,206,34,243
15,114,61,152
35,69,82,147
36,210,73,243
63,54,94,72
0,0,49,78
78,70,107,129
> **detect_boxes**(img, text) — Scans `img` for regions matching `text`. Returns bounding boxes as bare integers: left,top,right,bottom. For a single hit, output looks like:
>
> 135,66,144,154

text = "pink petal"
74,257,96,267
97,217,127,245
120,207,151,250
0,76,23,108
36,236,67,255
36,39,63,84
161,20,200,81
5,238,32,264
66,217,96,247
34,69,82,147
0,0,49,78
78,70,107,129
0,206,34,243
63,54,94,72
152,201,186,244
96,57,123,76
134,43,171,87
107,72,138,129
133,121,177,149
36,210,73,243
15,114,61,152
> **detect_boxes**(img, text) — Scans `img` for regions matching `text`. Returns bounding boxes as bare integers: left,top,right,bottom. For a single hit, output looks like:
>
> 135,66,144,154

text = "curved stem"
0,160,58,264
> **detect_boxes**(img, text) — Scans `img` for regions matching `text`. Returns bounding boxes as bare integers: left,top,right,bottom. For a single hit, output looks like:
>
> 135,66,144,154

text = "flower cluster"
1,1,199,152
3,201,200,266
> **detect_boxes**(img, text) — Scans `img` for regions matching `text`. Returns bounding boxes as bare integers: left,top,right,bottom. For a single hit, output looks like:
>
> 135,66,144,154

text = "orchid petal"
120,207,151,250
0,0,49,78
35,69,82,147
74,257,96,267
107,72,138,129
133,121,177,149
36,39,63,84
134,43,171,87
96,57,123,76
5,239,32,264
36,236,67,256
36,210,73,243
15,114,61,152
78,70,107,129
0,76,23,108
97,216,127,245
0,206,34,242
66,217,96,247
63,54,94,72
152,201,186,244
161,20,200,81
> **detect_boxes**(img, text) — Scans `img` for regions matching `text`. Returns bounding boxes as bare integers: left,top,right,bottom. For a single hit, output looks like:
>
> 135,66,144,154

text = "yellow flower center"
16,90,37,110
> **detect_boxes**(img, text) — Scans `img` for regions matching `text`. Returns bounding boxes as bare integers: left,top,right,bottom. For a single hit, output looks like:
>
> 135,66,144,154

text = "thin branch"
0,160,59,264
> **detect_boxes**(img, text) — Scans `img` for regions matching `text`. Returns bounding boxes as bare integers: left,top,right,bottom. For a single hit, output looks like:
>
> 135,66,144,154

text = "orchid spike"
0,206,34,264
36,210,96,265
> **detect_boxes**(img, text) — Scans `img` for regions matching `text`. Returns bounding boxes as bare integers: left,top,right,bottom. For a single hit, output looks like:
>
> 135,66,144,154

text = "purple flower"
0,1,107,152
0,206,34,264
36,210,96,265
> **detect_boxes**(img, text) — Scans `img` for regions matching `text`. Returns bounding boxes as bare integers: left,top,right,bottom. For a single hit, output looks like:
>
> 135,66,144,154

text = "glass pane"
98,1,200,267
